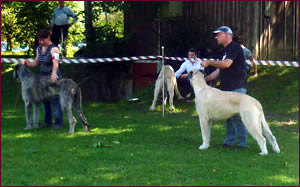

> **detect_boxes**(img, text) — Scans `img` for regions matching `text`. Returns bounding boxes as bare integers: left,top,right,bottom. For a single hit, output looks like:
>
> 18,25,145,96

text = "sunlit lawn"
1,63,299,186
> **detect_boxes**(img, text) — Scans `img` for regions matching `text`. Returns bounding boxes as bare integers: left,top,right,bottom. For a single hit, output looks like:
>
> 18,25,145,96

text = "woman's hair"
233,35,243,45
36,28,51,40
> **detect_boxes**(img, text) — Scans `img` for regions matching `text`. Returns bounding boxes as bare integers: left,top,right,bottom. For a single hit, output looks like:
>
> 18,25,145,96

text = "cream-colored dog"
189,69,280,155
150,65,184,111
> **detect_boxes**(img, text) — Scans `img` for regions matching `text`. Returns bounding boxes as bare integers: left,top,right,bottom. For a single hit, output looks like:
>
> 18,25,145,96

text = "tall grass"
1,63,298,186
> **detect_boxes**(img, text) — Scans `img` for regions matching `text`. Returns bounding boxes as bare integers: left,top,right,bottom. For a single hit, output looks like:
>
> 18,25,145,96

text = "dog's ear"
187,71,193,80
199,69,208,77
13,64,20,79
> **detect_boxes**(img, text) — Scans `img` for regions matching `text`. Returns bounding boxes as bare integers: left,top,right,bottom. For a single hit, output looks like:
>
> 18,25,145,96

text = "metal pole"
61,27,64,58
161,46,165,117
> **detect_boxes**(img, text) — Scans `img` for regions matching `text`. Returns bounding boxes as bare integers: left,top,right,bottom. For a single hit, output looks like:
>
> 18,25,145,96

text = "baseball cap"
212,26,233,35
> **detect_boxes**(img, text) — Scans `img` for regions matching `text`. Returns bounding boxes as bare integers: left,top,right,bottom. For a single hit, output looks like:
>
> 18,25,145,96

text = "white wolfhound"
150,65,184,111
189,69,280,155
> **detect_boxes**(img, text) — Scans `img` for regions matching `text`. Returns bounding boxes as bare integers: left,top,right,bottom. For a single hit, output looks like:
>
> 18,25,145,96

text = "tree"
12,1,56,54
79,1,129,57
84,1,96,51
1,1,84,55
1,2,18,50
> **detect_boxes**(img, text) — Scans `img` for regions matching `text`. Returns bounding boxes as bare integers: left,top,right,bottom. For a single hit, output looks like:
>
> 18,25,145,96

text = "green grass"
1,63,299,186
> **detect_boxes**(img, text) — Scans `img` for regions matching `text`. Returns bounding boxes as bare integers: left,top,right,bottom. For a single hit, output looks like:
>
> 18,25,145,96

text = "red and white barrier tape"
156,56,299,67
1,56,298,67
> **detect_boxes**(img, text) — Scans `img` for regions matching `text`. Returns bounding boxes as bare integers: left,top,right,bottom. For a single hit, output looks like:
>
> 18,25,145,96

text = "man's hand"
50,73,58,83
201,60,210,68
20,59,28,66
180,74,188,79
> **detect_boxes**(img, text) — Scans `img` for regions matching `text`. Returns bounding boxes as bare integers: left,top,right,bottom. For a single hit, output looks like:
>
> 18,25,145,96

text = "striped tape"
1,56,298,67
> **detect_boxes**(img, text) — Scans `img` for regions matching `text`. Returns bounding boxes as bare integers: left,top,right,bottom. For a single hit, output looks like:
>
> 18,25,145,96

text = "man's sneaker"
186,93,192,98
237,145,247,149
222,144,233,148
185,97,194,102
40,123,52,128
53,125,63,130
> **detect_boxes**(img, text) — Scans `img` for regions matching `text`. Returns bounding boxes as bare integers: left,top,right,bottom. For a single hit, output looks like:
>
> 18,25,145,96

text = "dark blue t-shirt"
219,41,248,91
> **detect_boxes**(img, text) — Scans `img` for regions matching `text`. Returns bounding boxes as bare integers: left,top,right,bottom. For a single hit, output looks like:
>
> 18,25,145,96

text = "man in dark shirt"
201,26,248,149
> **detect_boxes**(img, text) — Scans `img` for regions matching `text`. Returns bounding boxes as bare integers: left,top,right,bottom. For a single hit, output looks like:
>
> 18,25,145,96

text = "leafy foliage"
1,1,85,56
75,1,129,58
8,1,56,54
1,2,18,50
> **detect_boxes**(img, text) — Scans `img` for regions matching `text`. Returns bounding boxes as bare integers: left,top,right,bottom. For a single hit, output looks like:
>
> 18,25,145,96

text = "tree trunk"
6,34,12,51
84,1,96,50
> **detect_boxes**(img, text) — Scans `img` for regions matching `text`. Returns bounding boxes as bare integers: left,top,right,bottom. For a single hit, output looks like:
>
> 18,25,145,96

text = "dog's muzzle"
188,69,207,80
13,70,17,79
187,71,193,80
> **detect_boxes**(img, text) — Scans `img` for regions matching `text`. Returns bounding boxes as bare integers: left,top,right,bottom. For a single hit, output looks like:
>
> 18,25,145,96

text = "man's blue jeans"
44,97,63,127
224,88,248,147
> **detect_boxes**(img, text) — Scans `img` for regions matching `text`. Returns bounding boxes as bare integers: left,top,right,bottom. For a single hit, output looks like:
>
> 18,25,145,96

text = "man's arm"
50,9,56,27
175,61,187,78
205,68,219,82
66,8,78,25
201,59,233,69
50,47,60,82
22,49,39,67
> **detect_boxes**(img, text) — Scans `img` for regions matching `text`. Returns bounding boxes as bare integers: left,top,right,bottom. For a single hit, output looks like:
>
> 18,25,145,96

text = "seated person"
175,48,204,102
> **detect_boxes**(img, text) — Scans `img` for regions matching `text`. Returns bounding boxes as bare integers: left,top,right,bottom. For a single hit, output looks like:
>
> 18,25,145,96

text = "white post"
61,27,64,58
161,46,165,117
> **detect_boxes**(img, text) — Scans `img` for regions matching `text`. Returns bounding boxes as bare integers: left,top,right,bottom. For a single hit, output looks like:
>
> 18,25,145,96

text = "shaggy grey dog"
13,64,90,134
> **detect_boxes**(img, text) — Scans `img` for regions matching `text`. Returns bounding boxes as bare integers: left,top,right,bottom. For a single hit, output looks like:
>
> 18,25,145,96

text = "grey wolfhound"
13,64,91,134
188,69,280,155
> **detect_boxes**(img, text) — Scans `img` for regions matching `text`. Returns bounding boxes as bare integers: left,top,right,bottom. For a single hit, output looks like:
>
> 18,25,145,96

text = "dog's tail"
73,86,92,130
174,80,184,99
261,112,280,153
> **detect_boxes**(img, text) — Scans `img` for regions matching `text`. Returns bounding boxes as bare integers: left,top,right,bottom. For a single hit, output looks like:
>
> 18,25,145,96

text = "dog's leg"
174,80,184,100
261,114,280,153
74,107,89,132
240,112,268,155
199,117,211,149
71,86,91,132
72,116,78,129
167,80,175,111
79,113,89,132
32,104,39,128
77,111,90,132
66,107,76,134
163,86,168,106
195,103,211,149
24,101,33,130
150,80,162,111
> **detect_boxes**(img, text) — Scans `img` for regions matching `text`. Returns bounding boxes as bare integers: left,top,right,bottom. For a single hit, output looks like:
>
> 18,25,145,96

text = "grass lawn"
1,63,299,186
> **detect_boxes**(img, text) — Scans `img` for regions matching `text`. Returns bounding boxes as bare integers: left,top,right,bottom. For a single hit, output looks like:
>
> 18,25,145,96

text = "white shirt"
175,59,204,78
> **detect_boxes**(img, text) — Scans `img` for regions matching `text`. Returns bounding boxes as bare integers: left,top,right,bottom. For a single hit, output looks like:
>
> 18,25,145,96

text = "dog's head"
187,69,206,80
13,64,30,81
